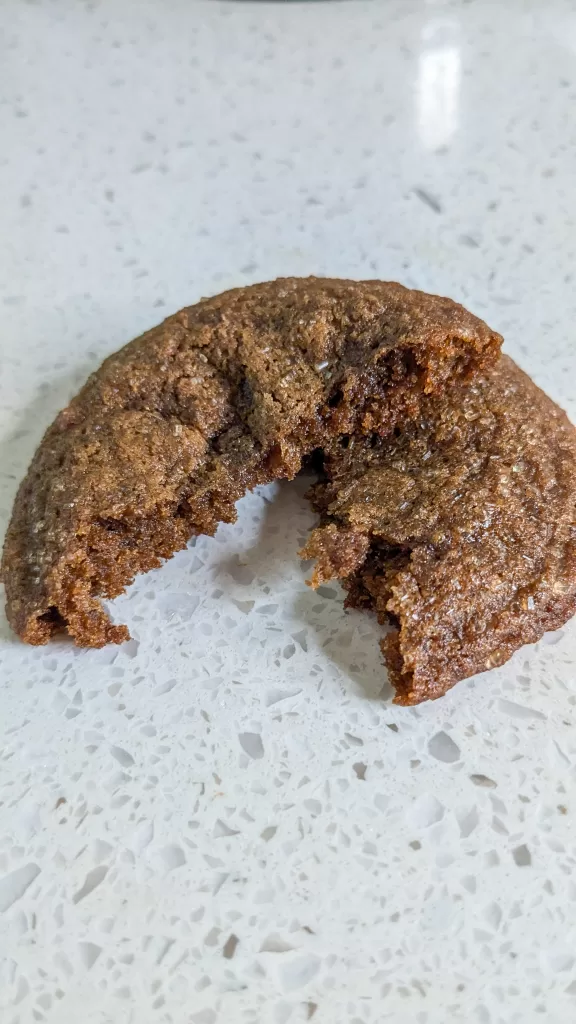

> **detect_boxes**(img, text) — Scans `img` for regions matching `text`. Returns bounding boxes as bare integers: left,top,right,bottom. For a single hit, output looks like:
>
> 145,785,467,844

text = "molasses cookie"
302,356,576,704
2,277,500,648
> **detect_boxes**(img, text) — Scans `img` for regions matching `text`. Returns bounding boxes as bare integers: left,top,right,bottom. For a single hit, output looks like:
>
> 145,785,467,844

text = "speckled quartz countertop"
2,1,576,1022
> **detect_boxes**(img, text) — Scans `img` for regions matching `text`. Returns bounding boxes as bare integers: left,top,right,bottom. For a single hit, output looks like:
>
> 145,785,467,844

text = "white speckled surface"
2,1,576,1022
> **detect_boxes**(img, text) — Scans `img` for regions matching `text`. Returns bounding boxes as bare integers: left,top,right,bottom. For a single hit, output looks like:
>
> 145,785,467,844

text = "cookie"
2,277,500,647
302,356,576,704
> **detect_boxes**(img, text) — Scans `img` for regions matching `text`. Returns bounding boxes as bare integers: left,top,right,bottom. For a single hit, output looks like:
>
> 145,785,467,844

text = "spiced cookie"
302,356,576,704
2,278,500,647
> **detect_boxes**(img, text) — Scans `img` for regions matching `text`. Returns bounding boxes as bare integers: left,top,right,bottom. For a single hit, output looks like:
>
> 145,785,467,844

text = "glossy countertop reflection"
1,2,576,1023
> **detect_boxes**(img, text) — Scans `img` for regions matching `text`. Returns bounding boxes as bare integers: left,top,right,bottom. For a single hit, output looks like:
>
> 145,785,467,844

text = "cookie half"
2,277,500,647
302,356,576,704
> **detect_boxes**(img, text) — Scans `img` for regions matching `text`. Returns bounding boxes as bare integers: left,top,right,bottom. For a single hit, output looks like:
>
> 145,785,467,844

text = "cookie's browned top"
304,356,576,703
2,277,501,647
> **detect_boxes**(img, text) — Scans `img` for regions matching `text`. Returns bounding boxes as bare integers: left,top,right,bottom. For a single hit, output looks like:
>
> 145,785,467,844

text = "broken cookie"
2,277,500,647
302,356,576,704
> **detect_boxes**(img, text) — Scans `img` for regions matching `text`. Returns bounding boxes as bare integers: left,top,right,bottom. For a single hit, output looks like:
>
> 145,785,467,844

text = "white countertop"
2,2,576,1022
